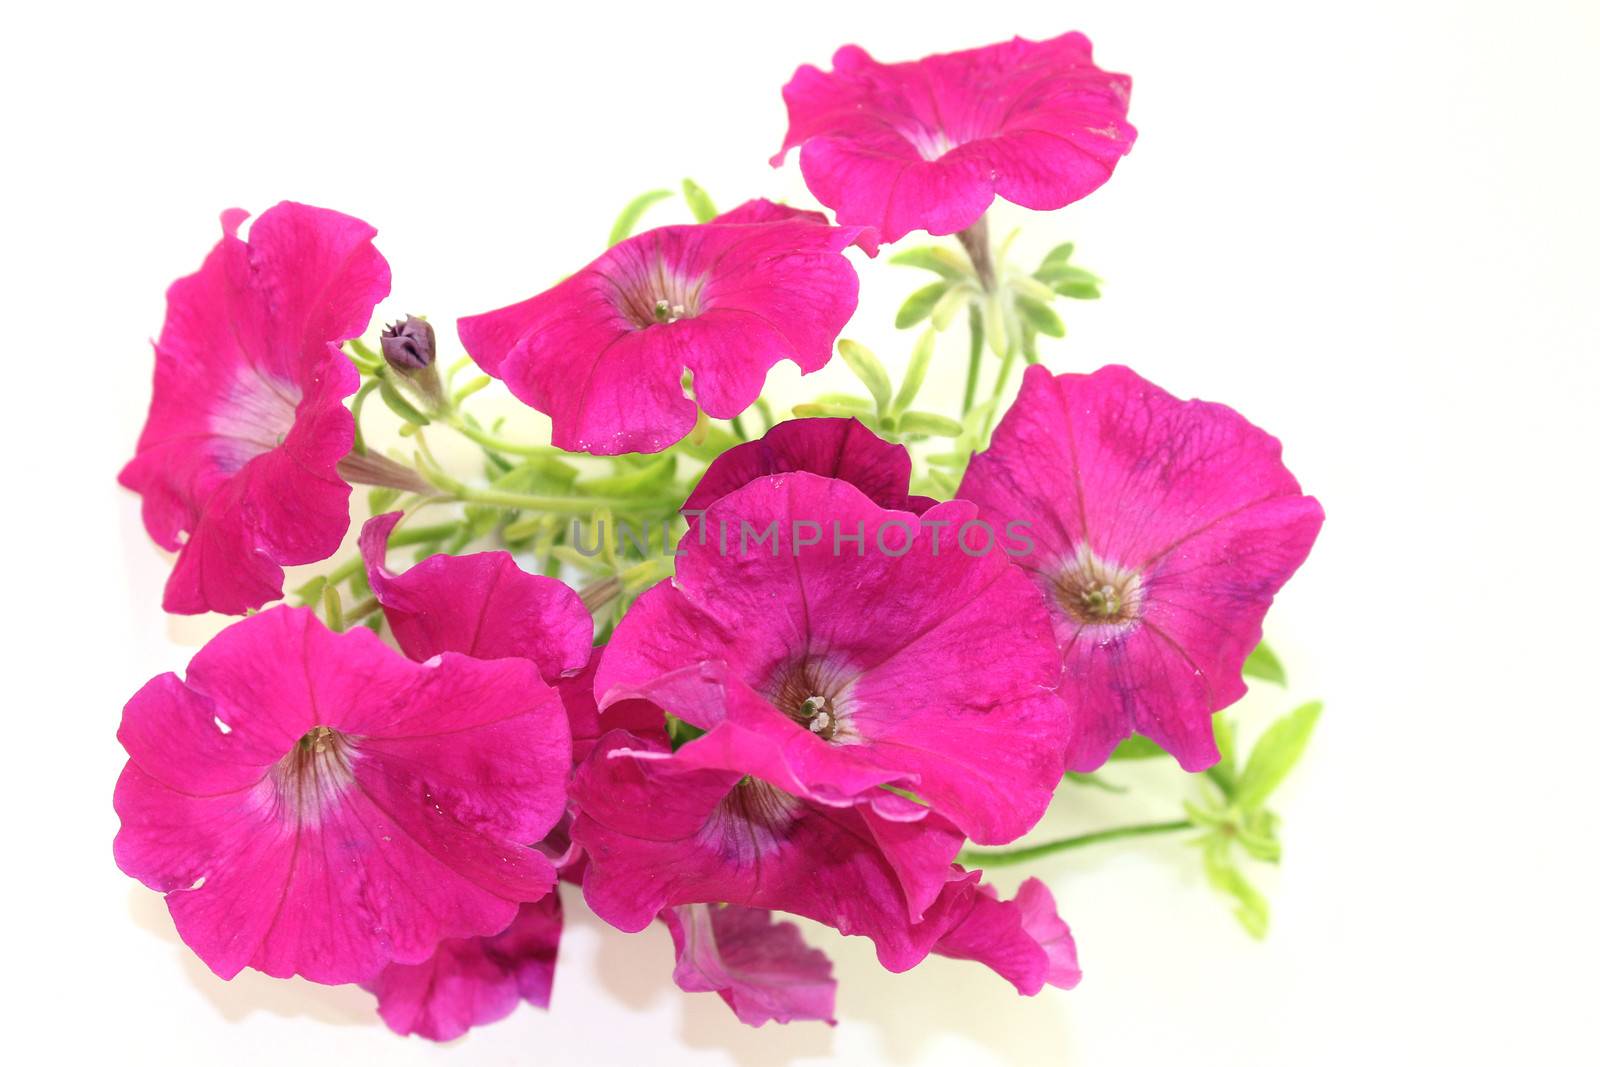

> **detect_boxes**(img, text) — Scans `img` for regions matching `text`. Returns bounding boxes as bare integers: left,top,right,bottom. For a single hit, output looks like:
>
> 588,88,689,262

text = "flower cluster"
115,30,1323,1041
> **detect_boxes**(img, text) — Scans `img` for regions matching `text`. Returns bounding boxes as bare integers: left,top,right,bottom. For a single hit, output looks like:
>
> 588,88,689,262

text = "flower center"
899,124,959,162
1052,545,1144,628
209,367,301,472
606,252,707,329
270,725,356,825
765,656,856,742
699,778,800,860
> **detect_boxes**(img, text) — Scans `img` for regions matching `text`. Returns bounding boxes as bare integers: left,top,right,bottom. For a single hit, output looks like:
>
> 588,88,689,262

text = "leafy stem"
958,819,1196,867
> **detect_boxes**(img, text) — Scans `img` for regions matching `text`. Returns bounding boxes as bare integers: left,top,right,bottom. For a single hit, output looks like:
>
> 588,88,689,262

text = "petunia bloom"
456,201,872,455
113,607,569,985
597,472,1067,845
684,416,934,515
363,893,564,1041
773,33,1136,243
662,904,837,1026
932,877,1081,994
358,511,592,679
569,726,976,972
119,202,390,615
958,365,1325,771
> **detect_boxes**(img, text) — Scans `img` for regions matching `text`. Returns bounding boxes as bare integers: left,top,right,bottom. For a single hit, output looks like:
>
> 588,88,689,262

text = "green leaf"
1207,716,1240,797
1015,295,1065,338
892,329,936,415
1108,735,1165,760
1242,640,1288,686
1234,701,1323,810
836,339,892,413
896,411,964,438
1039,242,1076,268
930,284,973,331
378,380,431,426
575,453,677,496
367,487,401,515
608,188,673,246
896,281,950,329
1009,274,1059,305
1202,836,1270,938
809,392,875,412
889,245,971,280
681,178,717,223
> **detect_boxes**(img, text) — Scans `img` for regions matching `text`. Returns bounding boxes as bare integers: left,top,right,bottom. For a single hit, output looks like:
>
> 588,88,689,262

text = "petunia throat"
1052,545,1144,629
271,725,357,824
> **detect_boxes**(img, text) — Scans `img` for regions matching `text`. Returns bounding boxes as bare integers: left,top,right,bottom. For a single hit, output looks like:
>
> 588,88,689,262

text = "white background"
5,0,1597,1063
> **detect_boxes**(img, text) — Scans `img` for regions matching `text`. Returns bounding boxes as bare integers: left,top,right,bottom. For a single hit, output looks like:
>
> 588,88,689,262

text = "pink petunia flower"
958,365,1325,771
932,877,1082,994
362,893,564,1042
662,903,837,1026
773,33,1136,243
597,472,1067,845
456,201,872,455
358,511,592,679
684,417,935,515
119,202,390,615
113,607,569,985
569,726,977,972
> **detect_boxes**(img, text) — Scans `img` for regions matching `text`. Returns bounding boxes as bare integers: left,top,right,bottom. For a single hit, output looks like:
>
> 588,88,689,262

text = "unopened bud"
380,316,436,371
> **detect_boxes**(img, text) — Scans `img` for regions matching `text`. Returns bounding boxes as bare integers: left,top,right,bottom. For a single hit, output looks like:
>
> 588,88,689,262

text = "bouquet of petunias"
114,31,1324,1039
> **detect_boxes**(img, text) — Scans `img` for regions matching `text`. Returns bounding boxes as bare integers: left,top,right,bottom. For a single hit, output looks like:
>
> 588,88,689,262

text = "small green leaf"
681,178,718,223
809,393,875,412
1202,836,1270,938
896,411,964,438
896,281,950,329
1009,274,1059,305
1109,735,1165,760
378,380,431,426
1234,701,1323,810
889,245,971,280
836,339,892,413
1015,295,1065,338
1039,242,1076,268
608,188,674,246
892,329,936,415
321,584,345,632
367,487,401,515
1242,641,1288,686
576,453,677,496
930,284,973,331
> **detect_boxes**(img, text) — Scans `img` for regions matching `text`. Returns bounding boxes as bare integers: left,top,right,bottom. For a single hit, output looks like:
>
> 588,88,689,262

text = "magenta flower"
597,473,1066,845
662,904,837,1026
113,607,569,984
684,417,934,515
456,201,872,455
363,894,563,1041
359,511,592,679
958,365,1325,771
773,33,1136,243
932,878,1081,994
569,726,976,971
119,202,390,615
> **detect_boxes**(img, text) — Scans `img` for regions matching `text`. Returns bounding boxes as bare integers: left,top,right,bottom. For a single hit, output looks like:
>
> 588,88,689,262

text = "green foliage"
608,188,674,245
1234,702,1322,810
896,281,950,328
681,178,718,222
1243,640,1288,685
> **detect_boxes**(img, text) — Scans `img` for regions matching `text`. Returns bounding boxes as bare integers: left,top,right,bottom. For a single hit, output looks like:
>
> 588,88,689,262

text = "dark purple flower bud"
380,316,436,372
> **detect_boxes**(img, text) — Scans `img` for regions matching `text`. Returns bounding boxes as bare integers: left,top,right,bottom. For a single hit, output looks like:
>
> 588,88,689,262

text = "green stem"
457,485,681,514
961,306,984,416
445,415,560,457
958,819,1195,868
981,344,1020,438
